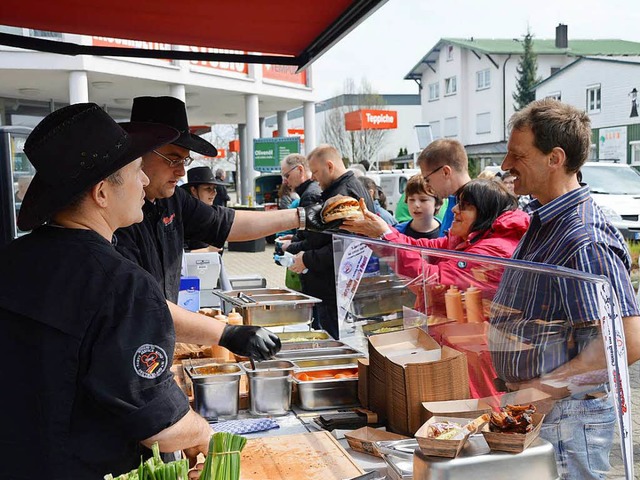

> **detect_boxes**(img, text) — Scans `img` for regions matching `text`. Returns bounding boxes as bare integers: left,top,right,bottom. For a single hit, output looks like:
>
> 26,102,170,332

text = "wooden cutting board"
240,431,364,480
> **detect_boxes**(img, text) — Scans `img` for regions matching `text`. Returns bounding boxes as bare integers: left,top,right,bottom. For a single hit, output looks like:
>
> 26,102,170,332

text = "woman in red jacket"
343,179,530,295
344,179,530,398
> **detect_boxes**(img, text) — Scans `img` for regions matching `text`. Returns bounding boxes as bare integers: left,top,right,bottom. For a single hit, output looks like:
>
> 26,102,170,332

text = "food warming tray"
350,275,416,319
214,287,321,327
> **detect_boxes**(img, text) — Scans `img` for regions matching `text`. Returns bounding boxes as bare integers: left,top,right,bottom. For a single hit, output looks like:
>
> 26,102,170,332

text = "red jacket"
385,209,530,299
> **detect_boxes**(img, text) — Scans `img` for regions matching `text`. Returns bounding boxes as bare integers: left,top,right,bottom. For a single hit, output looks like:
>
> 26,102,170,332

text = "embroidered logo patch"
133,344,168,379
162,213,175,226
457,261,467,269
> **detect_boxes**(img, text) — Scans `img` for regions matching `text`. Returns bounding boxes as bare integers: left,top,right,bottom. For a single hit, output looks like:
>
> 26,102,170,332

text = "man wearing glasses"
417,139,471,236
115,96,310,361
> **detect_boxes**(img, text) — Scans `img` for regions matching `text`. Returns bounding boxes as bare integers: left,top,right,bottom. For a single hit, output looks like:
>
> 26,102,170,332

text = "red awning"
0,0,387,69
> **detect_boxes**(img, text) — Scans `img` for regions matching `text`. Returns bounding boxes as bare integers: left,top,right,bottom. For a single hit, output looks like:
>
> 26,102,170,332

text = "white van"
365,169,420,212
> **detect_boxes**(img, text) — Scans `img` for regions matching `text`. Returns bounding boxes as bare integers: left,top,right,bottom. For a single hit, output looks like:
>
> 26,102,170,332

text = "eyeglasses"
153,150,194,168
282,164,300,180
423,165,444,183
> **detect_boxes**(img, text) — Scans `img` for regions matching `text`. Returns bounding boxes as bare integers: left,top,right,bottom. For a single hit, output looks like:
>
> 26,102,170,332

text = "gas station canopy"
0,0,387,70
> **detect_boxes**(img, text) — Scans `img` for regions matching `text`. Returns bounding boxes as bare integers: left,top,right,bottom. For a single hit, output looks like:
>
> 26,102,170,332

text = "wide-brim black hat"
183,166,228,187
18,103,179,231
130,96,218,157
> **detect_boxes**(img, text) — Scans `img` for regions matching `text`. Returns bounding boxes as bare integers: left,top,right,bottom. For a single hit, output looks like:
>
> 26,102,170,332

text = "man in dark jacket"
213,168,230,207
288,145,374,338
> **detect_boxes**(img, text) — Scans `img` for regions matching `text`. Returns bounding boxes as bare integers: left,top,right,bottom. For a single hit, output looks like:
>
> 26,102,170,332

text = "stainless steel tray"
184,360,242,421
350,275,416,319
362,318,405,337
413,435,559,480
293,366,359,411
292,357,361,371
277,330,332,343
214,287,321,327
281,340,346,351
275,346,364,361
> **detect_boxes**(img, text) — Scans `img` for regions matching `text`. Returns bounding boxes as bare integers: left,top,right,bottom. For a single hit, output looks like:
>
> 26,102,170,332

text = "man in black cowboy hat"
115,96,326,358
0,104,213,477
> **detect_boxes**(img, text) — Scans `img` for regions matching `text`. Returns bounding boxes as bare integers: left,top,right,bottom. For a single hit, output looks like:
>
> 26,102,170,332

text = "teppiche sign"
345,109,398,131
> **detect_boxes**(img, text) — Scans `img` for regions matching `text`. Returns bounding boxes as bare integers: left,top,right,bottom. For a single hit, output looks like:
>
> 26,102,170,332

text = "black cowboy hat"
130,96,218,157
18,103,179,231
183,166,227,187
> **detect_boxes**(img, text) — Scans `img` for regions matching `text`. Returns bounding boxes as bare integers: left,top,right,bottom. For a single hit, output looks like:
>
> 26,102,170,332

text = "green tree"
513,31,540,111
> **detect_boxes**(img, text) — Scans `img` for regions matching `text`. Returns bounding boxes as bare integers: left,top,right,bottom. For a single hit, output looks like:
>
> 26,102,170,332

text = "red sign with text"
262,64,307,85
273,129,305,143
345,109,398,131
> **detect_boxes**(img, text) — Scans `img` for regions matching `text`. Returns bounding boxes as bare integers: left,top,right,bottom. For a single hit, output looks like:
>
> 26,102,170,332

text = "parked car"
580,162,640,240
365,169,420,212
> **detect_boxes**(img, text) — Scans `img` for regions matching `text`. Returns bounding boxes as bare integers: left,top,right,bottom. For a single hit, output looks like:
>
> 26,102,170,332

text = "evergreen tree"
513,31,540,111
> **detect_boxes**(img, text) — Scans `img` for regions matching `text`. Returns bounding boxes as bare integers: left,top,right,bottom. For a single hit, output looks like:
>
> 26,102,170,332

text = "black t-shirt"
404,221,440,240
0,226,189,478
115,186,235,302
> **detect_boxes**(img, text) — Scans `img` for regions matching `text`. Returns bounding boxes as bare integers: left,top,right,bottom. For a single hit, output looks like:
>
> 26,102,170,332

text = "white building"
264,93,422,166
535,56,640,165
404,24,640,166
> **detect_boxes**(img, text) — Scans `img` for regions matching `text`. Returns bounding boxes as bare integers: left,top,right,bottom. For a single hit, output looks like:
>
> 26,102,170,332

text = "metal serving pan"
413,436,559,480
214,287,321,327
275,346,364,361
280,340,346,351
350,275,416,319
292,357,361,371
277,330,332,343
293,369,359,411
184,360,243,421
362,318,405,337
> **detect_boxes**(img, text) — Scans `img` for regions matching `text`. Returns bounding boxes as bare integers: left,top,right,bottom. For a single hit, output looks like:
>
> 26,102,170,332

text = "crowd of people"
1,96,638,480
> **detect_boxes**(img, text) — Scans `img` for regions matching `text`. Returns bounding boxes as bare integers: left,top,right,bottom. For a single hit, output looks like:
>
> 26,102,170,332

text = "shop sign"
262,64,307,85
272,128,305,143
345,109,398,131
253,137,301,172
599,126,627,163
189,47,248,74
228,139,240,152
92,36,173,63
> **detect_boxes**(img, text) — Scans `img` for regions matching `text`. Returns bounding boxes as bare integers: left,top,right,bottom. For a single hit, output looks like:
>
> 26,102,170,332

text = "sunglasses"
282,164,300,180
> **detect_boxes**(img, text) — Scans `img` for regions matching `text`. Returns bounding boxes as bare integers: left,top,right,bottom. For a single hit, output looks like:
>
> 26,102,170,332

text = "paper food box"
415,415,486,458
344,426,409,457
358,358,369,408
368,328,470,436
420,398,492,425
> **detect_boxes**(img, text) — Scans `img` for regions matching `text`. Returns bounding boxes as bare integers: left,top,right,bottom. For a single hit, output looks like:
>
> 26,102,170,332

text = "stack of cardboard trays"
367,328,469,436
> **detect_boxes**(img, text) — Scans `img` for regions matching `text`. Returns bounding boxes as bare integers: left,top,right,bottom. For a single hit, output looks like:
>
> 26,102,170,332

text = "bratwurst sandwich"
321,195,365,223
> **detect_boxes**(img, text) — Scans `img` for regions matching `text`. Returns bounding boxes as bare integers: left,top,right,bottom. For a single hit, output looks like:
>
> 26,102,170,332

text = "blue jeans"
539,394,615,480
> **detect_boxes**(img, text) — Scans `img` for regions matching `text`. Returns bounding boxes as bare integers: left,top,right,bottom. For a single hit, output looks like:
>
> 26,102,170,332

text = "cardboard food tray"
481,413,545,453
344,426,409,457
415,416,482,458
421,398,492,425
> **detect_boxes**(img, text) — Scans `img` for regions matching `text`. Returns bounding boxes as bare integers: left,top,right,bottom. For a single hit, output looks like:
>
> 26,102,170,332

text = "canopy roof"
0,0,387,69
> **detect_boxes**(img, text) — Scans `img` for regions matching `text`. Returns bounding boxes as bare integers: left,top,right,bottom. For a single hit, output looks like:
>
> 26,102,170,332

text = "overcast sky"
312,0,640,100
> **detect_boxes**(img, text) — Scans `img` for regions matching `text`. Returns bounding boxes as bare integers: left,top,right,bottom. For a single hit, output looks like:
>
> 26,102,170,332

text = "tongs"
236,292,256,304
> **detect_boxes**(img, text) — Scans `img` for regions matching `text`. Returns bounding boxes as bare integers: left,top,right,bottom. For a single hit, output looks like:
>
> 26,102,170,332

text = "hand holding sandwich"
341,199,391,239
304,195,365,231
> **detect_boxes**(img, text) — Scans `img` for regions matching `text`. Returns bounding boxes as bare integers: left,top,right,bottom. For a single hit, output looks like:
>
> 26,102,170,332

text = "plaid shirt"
490,186,639,382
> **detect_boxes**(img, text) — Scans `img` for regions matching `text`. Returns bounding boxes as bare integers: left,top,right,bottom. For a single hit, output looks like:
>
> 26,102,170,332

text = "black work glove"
219,324,282,360
304,202,344,232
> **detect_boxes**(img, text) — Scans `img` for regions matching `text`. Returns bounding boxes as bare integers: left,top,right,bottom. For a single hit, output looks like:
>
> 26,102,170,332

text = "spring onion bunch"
199,432,247,480
104,442,190,480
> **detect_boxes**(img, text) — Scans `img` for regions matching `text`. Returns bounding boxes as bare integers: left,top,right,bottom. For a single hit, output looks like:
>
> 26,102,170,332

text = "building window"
550,67,561,75
428,82,439,101
444,117,458,137
476,69,491,90
476,112,491,134
430,121,441,139
589,144,597,161
546,92,562,101
586,85,601,113
447,45,454,61
445,76,457,96
631,141,640,165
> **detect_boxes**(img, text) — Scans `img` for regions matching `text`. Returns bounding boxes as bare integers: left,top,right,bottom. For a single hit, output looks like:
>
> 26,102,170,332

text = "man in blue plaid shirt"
491,99,640,480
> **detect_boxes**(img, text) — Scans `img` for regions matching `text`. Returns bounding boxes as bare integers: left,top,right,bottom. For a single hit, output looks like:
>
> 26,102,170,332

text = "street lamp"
415,124,433,149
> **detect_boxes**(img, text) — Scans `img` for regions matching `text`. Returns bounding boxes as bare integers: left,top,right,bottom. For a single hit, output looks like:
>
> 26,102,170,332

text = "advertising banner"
253,137,301,172
345,109,398,131
599,126,627,163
